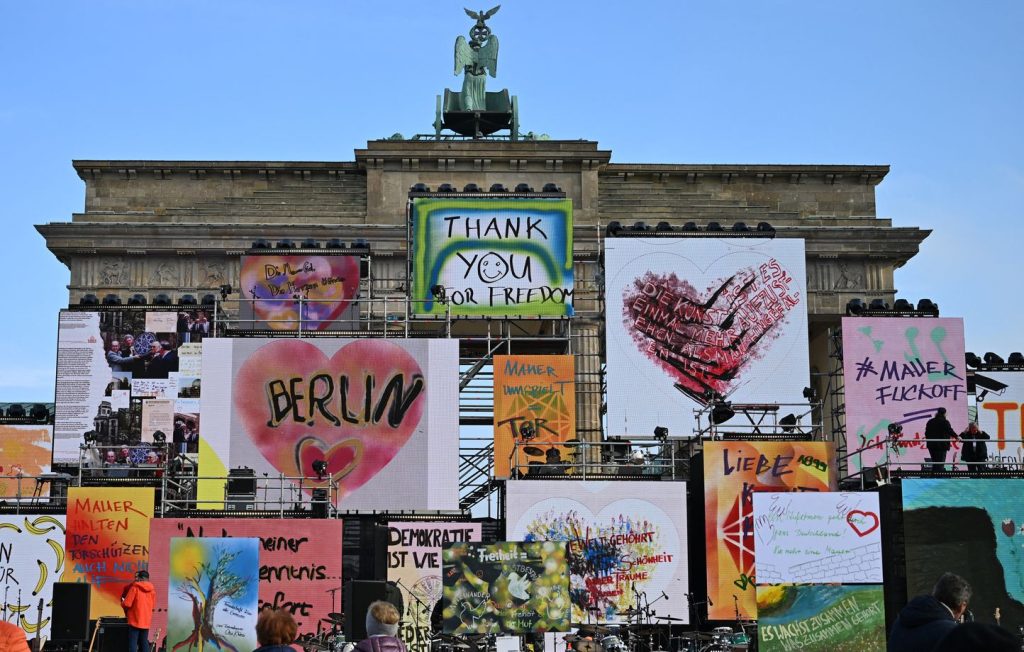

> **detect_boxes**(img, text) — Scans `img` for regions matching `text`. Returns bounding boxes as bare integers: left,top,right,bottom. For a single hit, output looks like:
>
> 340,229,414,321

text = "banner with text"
756,584,885,652
150,518,343,637
0,515,66,640
199,338,459,511
63,487,154,618
240,254,360,331
54,309,205,462
752,492,882,584
506,480,688,624
842,317,968,472
442,542,570,635
387,522,483,652
604,238,808,438
167,537,259,652
411,198,574,317
493,355,576,478
703,441,836,619
0,425,52,498
976,370,1024,465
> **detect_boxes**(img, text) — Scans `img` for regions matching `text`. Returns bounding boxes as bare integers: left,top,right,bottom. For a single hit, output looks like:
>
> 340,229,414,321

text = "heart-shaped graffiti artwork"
511,498,680,623
240,255,360,330
621,260,800,405
846,509,880,537
234,339,425,502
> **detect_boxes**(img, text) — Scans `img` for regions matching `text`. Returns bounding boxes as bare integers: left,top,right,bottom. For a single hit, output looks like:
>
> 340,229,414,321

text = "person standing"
924,407,958,473
0,621,31,652
122,570,156,652
355,601,408,652
888,572,971,652
254,608,299,651
959,422,990,476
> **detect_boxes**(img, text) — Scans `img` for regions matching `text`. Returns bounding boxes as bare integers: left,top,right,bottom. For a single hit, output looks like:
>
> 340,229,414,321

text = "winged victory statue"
454,6,500,111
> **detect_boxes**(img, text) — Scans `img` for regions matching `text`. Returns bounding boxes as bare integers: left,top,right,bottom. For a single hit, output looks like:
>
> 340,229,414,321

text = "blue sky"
1,1,1021,401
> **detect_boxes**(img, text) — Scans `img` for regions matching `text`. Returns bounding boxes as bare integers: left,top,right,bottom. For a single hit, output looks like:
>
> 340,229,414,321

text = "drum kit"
298,612,352,652
562,612,756,652
431,632,498,652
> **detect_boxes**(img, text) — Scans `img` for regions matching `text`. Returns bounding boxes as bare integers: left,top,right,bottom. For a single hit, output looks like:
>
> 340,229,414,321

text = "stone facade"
36,139,929,441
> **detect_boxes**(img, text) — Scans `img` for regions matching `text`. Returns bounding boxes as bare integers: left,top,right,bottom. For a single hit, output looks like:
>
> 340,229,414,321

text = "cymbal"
327,612,345,622
577,624,612,635
654,615,684,622
523,446,546,456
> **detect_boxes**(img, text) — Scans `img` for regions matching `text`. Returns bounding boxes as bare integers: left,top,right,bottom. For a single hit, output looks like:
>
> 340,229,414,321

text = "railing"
509,440,681,480
694,401,823,440
162,473,339,518
840,436,1024,488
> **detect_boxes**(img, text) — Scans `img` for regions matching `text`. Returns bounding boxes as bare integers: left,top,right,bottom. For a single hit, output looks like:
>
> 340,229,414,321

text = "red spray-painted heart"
846,509,880,537
622,261,799,404
234,339,425,503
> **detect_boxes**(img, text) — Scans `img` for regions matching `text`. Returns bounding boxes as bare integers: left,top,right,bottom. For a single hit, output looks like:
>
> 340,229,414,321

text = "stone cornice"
604,163,890,185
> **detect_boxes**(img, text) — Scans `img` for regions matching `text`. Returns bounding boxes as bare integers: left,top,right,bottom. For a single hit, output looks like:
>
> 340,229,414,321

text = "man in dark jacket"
888,572,971,652
959,422,990,476
924,407,958,472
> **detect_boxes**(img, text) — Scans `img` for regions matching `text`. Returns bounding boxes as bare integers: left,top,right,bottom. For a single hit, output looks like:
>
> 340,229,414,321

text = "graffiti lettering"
443,215,549,240
265,372,424,429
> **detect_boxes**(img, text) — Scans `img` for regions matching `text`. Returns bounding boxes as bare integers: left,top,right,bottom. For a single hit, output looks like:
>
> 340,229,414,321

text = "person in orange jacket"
121,569,156,652
0,620,31,652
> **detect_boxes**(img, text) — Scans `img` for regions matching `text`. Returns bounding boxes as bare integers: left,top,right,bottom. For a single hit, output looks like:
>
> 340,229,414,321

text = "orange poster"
493,355,576,478
0,425,52,498
63,487,155,617
703,441,836,619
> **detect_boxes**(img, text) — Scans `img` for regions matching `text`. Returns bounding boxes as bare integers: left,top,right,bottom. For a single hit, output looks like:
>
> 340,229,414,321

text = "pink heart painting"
234,339,426,503
846,509,880,537
621,260,800,404
240,255,360,330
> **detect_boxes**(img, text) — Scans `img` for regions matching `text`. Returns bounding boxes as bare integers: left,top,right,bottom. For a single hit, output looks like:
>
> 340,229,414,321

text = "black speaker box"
343,580,389,640
96,618,129,652
50,582,91,641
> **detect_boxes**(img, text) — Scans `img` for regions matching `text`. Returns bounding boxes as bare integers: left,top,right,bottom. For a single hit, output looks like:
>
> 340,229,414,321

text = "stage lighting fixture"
653,426,669,440
917,298,939,315
463,183,481,192
326,238,345,248
430,284,447,302
706,221,724,232
410,183,430,192
251,239,272,249
965,352,982,368
352,239,370,249
632,221,648,232
128,294,147,305
731,222,749,232
437,183,455,192
779,413,797,433
711,403,735,425
756,222,775,233
656,221,673,232
846,298,865,315
802,386,817,401
312,459,328,480
179,294,198,305
682,222,698,232
606,221,623,236
868,298,889,311
519,421,537,441
83,430,99,444
219,284,233,299
276,239,295,249
80,293,100,306
984,352,1005,365
152,430,167,444
542,183,561,193
6,404,25,418
301,238,319,249
489,183,508,192
201,294,217,305
514,183,533,193
1009,352,1024,366
29,404,49,421
153,294,172,306
102,293,122,305
893,298,913,312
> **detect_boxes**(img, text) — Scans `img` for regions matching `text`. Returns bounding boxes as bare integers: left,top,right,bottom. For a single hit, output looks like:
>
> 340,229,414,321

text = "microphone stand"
395,578,430,652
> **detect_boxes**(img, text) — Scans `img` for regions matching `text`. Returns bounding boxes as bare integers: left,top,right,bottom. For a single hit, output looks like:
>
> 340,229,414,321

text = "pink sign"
842,317,968,472
149,518,343,637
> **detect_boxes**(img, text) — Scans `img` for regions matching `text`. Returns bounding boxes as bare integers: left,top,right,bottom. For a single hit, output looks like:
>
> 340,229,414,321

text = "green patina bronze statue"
453,6,500,112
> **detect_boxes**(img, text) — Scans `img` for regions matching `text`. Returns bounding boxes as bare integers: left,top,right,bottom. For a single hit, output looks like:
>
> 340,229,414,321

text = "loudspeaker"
50,582,91,641
96,618,129,652
343,580,389,641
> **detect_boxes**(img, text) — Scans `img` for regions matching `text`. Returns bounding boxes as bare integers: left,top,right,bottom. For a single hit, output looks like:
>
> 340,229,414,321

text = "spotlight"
463,183,481,192
437,183,455,192
682,222,698,232
410,183,430,193
312,459,328,480
965,352,982,368
152,430,167,444
606,221,623,236
917,298,939,315
219,284,233,300
731,222,749,232
29,404,49,421
489,183,508,192
325,238,345,248
6,404,25,418
779,414,797,433
756,222,775,233
179,294,198,305
656,221,673,232
706,221,724,232
80,293,100,306
251,239,273,249
1009,352,1024,366
83,430,99,444
300,238,319,249
868,298,889,311
201,294,217,305
128,294,147,305
542,183,561,193
892,298,913,312
711,403,735,425
802,386,817,401
102,293,122,305
519,421,537,441
430,284,447,302
276,239,295,249
514,183,533,193
632,221,648,232
653,426,669,440
846,298,865,315
153,293,172,306
984,352,1005,365
352,238,370,249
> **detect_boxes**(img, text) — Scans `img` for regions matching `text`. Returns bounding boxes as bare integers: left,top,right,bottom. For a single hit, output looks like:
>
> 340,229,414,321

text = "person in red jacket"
0,621,31,652
121,569,156,652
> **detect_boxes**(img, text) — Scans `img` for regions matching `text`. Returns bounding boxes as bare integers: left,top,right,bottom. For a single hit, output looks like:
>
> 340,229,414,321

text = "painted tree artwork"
167,537,259,652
